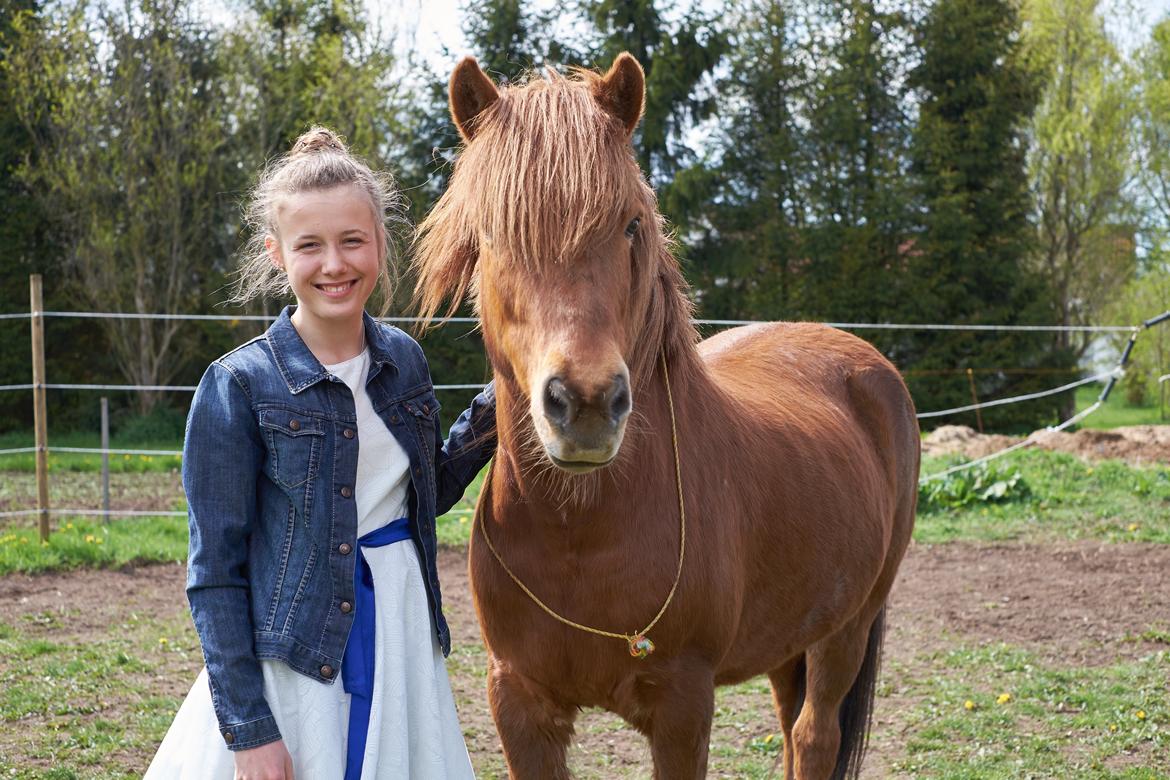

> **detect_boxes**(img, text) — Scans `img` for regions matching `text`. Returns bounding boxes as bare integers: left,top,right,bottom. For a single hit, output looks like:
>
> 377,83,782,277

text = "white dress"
146,349,474,779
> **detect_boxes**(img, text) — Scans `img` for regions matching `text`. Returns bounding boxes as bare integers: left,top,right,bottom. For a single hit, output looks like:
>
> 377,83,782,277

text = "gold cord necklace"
477,353,686,659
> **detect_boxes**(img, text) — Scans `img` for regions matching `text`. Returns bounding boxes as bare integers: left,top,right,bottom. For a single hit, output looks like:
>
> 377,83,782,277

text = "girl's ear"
265,235,283,269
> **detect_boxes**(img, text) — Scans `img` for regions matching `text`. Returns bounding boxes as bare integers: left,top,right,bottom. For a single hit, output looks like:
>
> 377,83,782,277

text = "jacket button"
340,601,352,614
223,731,234,745
343,428,355,439
390,414,401,424
289,418,301,431
340,486,353,498
338,543,352,555
320,664,334,678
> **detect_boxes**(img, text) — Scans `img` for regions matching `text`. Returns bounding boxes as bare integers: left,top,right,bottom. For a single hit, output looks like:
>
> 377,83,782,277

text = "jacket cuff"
220,714,282,752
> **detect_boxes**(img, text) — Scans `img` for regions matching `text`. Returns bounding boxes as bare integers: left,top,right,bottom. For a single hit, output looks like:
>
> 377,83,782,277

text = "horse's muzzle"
535,372,631,472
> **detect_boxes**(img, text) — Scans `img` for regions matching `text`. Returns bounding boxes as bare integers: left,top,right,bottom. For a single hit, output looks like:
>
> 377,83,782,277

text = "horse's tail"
832,606,886,780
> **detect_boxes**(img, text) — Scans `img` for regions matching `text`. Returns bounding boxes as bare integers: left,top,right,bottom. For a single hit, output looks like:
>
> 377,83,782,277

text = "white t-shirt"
324,349,412,536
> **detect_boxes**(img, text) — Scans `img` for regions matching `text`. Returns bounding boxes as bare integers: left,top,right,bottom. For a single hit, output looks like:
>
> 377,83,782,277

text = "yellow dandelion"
1109,723,1118,732
66,522,74,529
41,541,49,547
997,693,1012,705
1086,468,1094,476
1128,523,1139,532
20,537,28,544
85,534,95,543
763,733,775,744
460,517,468,524
95,538,104,545
159,637,169,645
1136,710,1147,720
964,700,975,711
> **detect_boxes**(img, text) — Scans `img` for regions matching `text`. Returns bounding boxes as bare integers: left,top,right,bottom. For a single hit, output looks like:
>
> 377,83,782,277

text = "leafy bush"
919,461,1030,510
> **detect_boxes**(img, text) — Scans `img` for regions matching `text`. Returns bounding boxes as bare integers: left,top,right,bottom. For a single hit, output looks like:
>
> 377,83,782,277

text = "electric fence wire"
918,310,1170,483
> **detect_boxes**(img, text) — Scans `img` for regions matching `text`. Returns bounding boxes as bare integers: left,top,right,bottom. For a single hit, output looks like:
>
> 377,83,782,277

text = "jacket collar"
267,306,398,395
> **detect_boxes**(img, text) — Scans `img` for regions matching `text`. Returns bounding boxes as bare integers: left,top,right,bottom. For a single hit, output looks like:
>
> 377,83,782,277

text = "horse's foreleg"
642,663,715,780
768,654,806,780
792,608,883,780
487,657,576,780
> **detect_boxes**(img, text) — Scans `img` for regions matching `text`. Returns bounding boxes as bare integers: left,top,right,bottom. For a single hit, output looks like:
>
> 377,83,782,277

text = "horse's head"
414,54,693,475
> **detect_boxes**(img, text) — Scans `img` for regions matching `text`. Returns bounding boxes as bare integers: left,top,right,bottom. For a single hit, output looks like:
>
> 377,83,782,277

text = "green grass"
0,431,182,473
1075,385,1167,428
0,516,189,575
917,450,1170,544
888,644,1169,778
0,595,196,779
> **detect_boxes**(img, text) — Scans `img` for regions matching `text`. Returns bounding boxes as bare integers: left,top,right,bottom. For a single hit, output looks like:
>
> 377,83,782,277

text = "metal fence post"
30,274,50,541
101,396,110,522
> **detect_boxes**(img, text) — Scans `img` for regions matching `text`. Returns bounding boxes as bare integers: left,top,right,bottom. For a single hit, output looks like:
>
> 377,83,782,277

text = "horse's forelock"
414,72,647,315
413,68,697,376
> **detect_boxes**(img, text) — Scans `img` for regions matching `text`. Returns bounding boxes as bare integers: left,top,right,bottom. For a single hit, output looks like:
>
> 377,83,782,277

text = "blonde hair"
231,127,401,314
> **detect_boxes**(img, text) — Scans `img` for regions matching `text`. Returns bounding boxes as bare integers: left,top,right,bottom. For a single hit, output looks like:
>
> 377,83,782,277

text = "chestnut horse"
414,53,919,780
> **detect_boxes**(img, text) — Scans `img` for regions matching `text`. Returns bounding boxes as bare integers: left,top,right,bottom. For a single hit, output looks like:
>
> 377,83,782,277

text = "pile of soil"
923,424,1170,466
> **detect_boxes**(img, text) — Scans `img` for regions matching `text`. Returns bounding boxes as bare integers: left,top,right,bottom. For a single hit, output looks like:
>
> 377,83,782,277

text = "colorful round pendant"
628,634,655,659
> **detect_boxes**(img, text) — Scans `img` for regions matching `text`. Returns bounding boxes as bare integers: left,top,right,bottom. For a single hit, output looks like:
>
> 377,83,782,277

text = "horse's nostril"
610,377,631,421
544,377,575,426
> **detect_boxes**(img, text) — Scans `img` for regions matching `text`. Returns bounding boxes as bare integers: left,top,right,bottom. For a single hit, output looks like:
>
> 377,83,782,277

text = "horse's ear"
592,52,644,136
450,56,500,142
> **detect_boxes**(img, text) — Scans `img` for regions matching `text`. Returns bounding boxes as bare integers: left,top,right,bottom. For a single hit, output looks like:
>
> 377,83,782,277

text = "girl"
146,127,495,780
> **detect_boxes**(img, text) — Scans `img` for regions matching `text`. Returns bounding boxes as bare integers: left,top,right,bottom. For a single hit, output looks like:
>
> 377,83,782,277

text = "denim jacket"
183,306,495,751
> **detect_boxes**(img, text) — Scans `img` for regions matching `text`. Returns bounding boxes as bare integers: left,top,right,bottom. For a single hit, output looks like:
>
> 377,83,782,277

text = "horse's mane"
412,67,697,387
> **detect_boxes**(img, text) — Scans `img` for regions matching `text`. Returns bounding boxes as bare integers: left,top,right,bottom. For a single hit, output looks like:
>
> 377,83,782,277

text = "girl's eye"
625,217,641,239
296,242,317,251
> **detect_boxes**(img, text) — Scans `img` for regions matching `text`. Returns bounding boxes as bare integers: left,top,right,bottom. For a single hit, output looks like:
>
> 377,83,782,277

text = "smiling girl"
145,128,495,780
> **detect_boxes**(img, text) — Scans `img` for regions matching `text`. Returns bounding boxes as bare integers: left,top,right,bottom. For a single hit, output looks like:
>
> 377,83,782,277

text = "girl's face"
267,184,381,335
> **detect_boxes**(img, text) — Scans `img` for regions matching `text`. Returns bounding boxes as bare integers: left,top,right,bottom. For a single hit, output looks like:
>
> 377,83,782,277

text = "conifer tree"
580,0,726,187
906,0,1072,427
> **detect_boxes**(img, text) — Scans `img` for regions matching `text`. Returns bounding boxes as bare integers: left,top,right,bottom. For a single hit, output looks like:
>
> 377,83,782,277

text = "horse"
413,53,920,780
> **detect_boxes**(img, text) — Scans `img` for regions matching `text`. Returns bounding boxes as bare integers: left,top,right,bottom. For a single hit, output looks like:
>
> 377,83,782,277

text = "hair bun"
290,126,348,157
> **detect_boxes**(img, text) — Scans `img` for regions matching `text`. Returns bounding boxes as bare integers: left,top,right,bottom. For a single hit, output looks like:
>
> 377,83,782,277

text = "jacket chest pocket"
259,410,326,489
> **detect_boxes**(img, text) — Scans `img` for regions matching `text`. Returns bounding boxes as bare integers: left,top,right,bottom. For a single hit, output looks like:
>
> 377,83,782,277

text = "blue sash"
342,517,412,780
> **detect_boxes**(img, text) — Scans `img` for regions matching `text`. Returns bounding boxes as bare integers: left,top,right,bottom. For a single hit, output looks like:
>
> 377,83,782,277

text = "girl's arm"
183,362,282,751
433,381,497,516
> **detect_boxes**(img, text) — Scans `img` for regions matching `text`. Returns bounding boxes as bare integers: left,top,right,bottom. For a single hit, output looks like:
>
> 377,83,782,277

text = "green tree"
7,0,234,414
906,0,1072,427
798,0,914,331
1104,252,1170,414
1137,17,1170,228
580,0,727,188
672,0,808,322
1022,0,1137,408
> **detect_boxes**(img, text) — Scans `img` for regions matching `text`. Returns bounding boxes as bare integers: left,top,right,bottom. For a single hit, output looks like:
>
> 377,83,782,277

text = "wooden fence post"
30,274,50,541
966,367,984,433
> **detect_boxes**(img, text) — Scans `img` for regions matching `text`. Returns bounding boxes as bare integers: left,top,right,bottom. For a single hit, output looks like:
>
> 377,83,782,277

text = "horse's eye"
625,217,641,239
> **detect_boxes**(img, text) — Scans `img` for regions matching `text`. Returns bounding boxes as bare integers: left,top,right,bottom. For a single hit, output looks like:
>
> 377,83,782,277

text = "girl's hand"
233,739,295,780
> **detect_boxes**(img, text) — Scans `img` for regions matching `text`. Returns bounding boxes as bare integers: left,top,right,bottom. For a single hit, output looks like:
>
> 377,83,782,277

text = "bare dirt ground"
923,423,1170,466
3,540,1169,777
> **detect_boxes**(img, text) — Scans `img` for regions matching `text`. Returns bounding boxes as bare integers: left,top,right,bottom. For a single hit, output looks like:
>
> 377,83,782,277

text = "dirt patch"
3,541,1169,775
923,424,1170,466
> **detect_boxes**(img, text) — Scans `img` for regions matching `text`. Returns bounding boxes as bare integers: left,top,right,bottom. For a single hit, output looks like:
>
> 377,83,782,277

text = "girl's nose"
321,244,346,274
